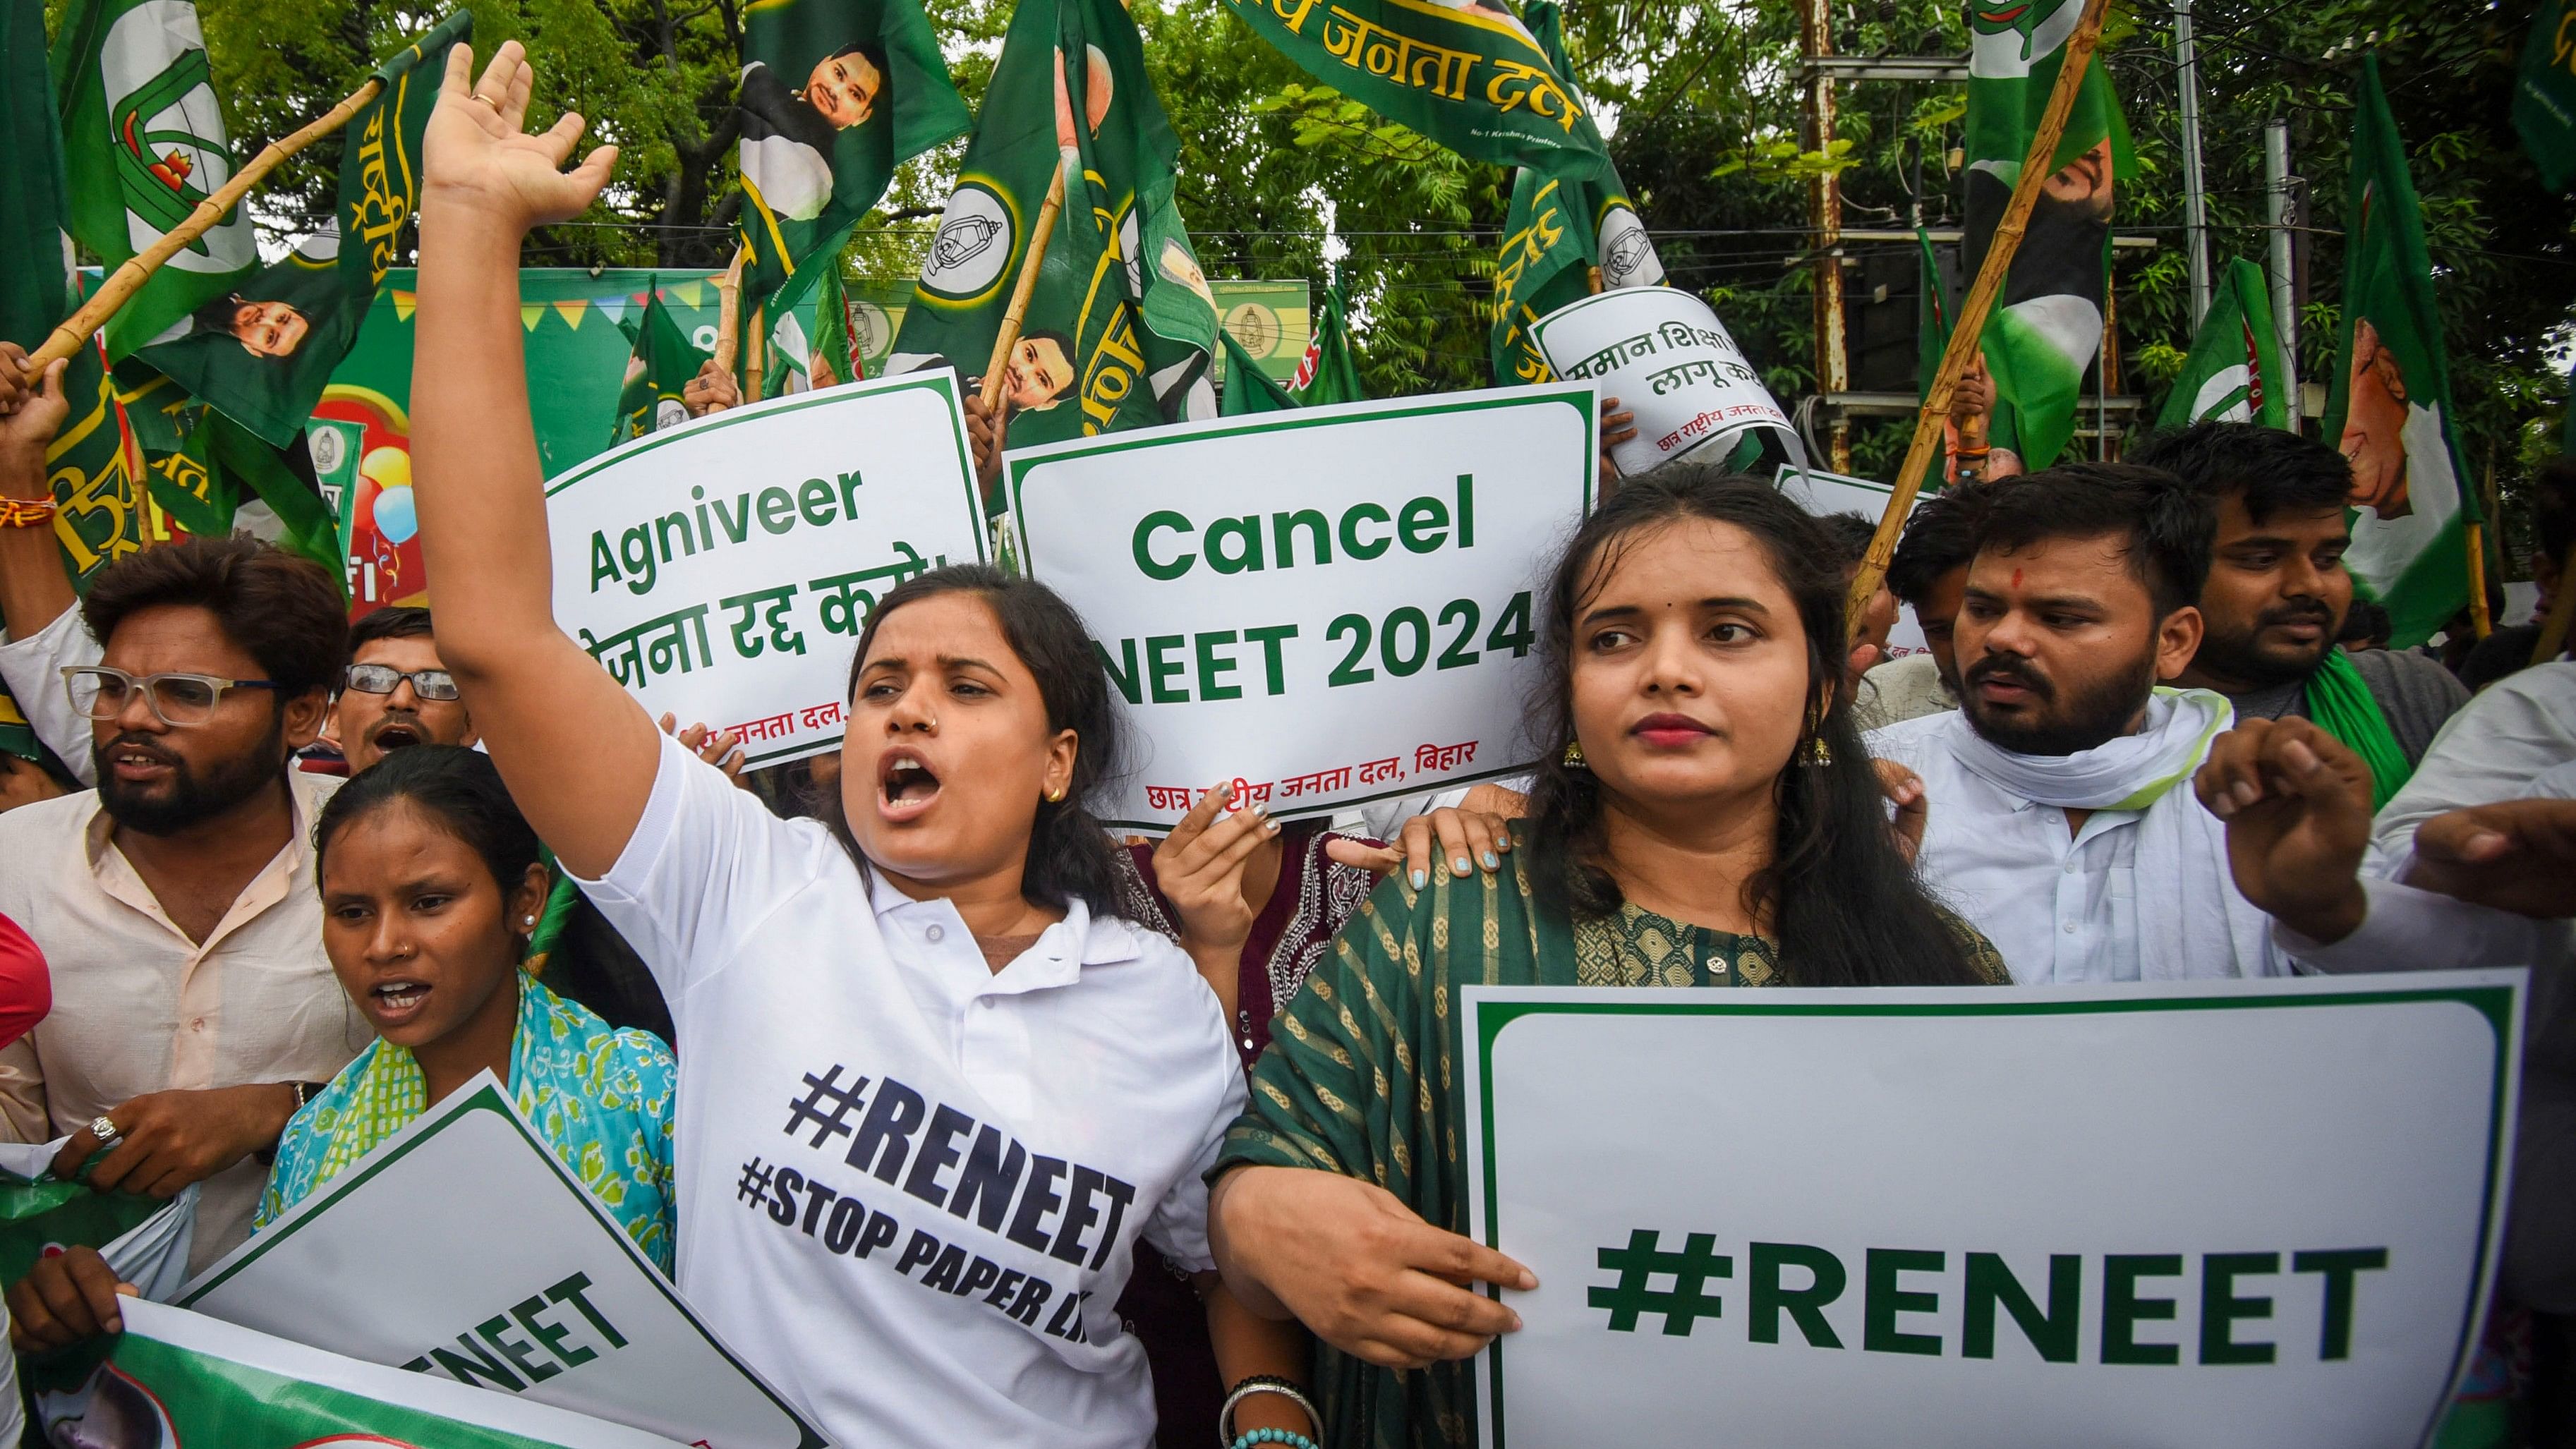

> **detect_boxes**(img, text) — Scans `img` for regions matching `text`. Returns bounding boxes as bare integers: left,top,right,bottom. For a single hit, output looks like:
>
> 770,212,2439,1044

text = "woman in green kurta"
1208,466,2004,1448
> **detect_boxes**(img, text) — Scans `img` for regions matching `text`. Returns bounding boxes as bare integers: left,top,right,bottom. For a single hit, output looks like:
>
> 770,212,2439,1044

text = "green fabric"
2304,647,2411,809
1219,328,1298,415
1297,280,1367,406
0,1155,166,1289
2517,0,2576,193
524,859,585,975
611,281,710,444
2322,56,2477,650
2155,257,2290,430
733,0,969,322
131,13,469,450
1216,829,2005,1449
1221,0,1608,181
890,0,1217,458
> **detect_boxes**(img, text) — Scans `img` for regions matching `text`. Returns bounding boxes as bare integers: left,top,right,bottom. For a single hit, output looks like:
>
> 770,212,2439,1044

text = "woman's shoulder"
1933,907,2014,985
528,976,677,1084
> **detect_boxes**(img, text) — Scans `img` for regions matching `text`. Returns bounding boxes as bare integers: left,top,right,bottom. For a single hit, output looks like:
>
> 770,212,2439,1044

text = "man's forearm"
0,454,74,644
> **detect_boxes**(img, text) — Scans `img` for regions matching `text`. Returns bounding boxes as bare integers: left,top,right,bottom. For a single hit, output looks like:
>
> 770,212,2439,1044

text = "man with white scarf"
1867,462,2290,983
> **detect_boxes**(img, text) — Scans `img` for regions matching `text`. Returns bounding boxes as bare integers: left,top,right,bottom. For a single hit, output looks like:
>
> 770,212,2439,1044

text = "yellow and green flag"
611,282,709,442
2154,257,2290,431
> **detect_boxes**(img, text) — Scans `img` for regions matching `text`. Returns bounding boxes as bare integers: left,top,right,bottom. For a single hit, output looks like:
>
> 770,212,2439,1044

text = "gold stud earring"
1046,787,1065,803
1561,739,1587,768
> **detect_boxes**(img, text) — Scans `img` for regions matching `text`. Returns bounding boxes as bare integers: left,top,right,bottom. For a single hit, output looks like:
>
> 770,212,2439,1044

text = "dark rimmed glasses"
343,663,461,701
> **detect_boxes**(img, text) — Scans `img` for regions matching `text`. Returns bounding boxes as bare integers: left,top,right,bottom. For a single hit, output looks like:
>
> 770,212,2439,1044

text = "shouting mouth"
369,979,431,1027
878,748,944,824
370,717,426,752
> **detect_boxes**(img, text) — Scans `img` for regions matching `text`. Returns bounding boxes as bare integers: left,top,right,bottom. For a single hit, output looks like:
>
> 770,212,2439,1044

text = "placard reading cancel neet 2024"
548,371,988,767
1462,975,2526,1449
1007,386,1595,829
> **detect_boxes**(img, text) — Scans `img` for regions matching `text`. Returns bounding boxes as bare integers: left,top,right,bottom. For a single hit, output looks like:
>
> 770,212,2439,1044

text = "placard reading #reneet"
548,371,988,768
1462,974,2526,1449
1006,386,1596,828
1531,286,1798,478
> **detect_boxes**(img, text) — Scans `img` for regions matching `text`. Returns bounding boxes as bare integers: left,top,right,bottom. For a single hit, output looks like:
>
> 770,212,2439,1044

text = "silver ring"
89,1115,119,1144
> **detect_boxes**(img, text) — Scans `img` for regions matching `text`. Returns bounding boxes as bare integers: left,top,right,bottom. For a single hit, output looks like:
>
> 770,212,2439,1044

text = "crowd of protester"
0,42,2566,1449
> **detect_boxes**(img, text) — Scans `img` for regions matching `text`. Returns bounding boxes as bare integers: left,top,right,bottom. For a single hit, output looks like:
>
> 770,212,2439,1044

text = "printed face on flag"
803,45,885,129
1008,331,1077,412
2040,135,2115,220
37,1362,174,1449
1054,44,1113,148
226,297,312,358
2341,317,2413,519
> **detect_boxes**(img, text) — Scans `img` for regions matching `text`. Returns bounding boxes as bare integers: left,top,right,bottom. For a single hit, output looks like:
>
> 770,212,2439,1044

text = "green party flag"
2323,55,2479,651
734,0,970,322
612,282,710,442
1961,0,2131,471
2517,0,2576,192
2154,257,2290,430
1219,328,1298,414
49,0,260,361
1487,1,1664,386
1221,0,1608,180
1915,223,1952,406
131,13,467,449
888,0,1221,468
811,262,854,384
28,1299,676,1449
1291,279,1367,404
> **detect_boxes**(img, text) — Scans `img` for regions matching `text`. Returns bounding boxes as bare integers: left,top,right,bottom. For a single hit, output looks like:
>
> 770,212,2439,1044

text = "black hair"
2336,598,2392,649
1814,511,1877,578
2127,422,2352,526
1971,461,2213,619
832,564,1126,918
1885,483,1995,610
313,744,542,904
188,292,252,341
347,605,435,666
1520,461,1991,988
2536,456,2576,566
83,536,349,702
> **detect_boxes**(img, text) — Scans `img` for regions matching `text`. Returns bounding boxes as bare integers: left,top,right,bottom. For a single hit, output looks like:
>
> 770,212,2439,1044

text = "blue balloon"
373,485,417,545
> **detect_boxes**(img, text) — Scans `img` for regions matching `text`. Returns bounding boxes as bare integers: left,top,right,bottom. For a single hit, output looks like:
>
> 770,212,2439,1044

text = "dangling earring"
1800,736,1833,766
1561,739,1588,769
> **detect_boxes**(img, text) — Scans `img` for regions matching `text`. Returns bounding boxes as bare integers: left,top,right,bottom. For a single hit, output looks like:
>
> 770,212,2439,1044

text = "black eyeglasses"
64,667,279,727
343,663,461,701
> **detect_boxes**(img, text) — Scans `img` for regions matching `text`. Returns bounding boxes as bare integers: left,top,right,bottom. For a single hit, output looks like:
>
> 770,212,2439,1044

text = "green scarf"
2303,648,2409,810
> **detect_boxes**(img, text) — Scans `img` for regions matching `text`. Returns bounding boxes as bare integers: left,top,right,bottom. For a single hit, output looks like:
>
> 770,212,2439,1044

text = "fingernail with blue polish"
1410,869,1428,890
1481,851,1500,870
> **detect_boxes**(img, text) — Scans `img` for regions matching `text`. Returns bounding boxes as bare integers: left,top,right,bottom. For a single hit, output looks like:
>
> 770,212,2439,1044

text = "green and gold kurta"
1214,833,2004,1449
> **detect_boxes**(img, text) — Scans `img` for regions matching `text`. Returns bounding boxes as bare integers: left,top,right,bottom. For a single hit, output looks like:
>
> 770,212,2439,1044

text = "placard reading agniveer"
1005,385,1595,827
179,1074,826,1449
1461,974,2525,1449
548,370,986,767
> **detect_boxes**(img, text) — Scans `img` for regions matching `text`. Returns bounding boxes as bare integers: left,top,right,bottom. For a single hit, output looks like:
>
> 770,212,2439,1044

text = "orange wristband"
0,497,56,528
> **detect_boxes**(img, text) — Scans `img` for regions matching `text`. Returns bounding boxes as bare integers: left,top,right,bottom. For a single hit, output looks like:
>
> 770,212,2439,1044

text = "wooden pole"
23,77,387,379
2466,443,2495,639
712,251,744,375
745,305,766,400
1844,0,2112,638
979,164,1069,413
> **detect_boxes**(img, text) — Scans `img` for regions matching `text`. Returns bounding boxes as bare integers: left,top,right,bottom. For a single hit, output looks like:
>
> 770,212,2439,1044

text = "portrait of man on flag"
2341,315,2414,518
738,41,891,223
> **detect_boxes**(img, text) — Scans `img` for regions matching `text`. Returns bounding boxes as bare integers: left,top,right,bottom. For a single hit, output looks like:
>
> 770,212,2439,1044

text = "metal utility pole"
2175,0,2211,327
2263,121,2299,408
1800,0,1850,472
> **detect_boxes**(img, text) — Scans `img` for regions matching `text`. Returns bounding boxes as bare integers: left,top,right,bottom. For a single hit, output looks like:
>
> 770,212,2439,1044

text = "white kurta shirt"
572,732,1243,1449
0,771,365,1271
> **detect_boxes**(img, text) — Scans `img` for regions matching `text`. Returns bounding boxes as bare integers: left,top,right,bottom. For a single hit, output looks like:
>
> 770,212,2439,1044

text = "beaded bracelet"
1228,1431,1317,1449
1219,1374,1320,1448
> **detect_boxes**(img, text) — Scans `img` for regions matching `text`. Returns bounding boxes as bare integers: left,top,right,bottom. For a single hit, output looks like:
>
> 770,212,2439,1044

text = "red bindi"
2012,568,2024,588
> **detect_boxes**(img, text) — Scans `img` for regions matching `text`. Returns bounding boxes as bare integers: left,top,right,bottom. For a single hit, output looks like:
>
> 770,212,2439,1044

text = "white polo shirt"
573,732,1244,1449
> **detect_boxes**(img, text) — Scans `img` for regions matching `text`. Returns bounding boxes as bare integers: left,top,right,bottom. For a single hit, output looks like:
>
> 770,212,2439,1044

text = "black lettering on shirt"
1089,1177,1137,1271
800,1180,841,1237
848,1076,929,1183
856,1207,900,1260
921,1242,969,1293
895,1227,943,1278
768,1166,804,1226
824,1196,867,1254
904,1105,976,1208
1010,1273,1053,1326
985,1268,1026,1309
956,1255,1004,1299
1051,1165,1108,1266
948,1126,1028,1232
1007,1156,1070,1254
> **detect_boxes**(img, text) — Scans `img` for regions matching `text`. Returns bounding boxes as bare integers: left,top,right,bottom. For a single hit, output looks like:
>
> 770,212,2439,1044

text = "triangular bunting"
390,290,418,322
593,296,628,327
552,298,587,329
673,280,704,308
519,302,545,331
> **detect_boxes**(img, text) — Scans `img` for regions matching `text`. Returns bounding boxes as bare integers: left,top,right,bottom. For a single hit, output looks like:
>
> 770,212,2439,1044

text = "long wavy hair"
1520,464,1988,987
828,564,1127,920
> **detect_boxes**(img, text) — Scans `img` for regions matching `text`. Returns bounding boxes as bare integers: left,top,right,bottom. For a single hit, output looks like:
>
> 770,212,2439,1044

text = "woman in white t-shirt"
406,43,1317,1449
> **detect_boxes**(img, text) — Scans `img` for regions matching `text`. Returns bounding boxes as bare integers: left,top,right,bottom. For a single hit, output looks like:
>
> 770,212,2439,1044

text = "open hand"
1154,781,1278,961
423,42,619,234
2193,717,2374,942
52,1084,298,1198
2407,799,2576,920
1210,1165,1532,1369
7,1246,137,1352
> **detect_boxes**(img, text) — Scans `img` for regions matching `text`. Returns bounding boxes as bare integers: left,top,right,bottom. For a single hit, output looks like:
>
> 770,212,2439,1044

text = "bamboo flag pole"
745,305,766,400
21,77,388,380
979,163,1070,414
1844,0,2112,636
712,251,745,375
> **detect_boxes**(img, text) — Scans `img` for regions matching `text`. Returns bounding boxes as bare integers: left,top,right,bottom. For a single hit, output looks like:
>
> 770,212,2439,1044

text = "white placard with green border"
1531,287,1797,478
1461,974,2524,1449
1005,384,1596,830
1774,463,1930,659
546,370,987,768
179,1074,827,1449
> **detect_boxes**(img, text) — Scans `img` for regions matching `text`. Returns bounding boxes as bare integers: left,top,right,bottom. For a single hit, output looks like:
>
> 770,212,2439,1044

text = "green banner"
2154,257,2290,431
1961,0,2131,471
49,0,260,360
2323,55,2477,650
1220,0,1609,179
888,0,1219,461
131,13,468,451
2516,0,2576,192
612,283,710,442
1290,279,1366,404
734,0,969,321
1487,1,1662,387
1218,328,1297,414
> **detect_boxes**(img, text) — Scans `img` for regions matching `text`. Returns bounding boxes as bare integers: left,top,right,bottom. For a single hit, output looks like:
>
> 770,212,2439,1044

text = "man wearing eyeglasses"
327,606,478,775
0,359,363,1282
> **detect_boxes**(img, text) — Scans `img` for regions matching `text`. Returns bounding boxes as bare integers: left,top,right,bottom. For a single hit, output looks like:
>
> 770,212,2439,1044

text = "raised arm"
411,42,657,876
